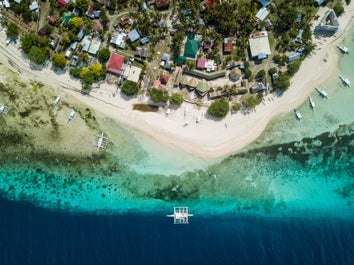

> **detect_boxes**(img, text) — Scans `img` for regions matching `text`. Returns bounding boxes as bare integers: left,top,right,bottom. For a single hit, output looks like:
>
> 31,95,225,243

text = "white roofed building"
249,31,271,60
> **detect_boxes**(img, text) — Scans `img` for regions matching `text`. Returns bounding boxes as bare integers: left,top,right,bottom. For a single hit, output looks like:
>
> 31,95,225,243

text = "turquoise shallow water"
0,30,354,219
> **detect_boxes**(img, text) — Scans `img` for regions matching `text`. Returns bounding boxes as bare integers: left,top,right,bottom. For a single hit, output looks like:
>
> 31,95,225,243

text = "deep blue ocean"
0,197,353,265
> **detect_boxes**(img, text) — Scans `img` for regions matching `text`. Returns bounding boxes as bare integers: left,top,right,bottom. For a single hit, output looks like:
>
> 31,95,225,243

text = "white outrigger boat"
167,207,193,224
315,87,328,98
337,45,349,54
339,75,351,87
53,96,61,106
95,132,108,151
309,96,315,109
196,112,202,123
67,108,77,123
294,108,302,120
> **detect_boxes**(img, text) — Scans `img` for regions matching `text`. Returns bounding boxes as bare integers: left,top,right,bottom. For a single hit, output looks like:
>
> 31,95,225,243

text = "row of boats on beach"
294,87,328,120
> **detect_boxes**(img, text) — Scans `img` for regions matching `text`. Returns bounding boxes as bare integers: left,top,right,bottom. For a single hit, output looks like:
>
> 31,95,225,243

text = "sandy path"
0,5,353,159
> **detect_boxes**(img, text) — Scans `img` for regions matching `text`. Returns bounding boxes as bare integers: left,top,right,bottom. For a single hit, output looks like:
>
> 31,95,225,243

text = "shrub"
170,93,184,106
121,80,139,96
333,2,344,17
149,89,169,103
287,59,301,76
207,99,229,118
232,103,242,112
273,74,290,92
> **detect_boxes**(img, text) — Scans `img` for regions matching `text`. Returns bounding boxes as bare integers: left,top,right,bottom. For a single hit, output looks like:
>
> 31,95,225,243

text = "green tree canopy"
287,59,301,76
6,23,19,39
243,93,263,109
121,80,139,96
169,93,184,106
231,102,242,112
97,48,111,63
28,46,47,64
90,63,102,77
273,74,290,92
69,17,83,30
75,0,89,14
333,2,344,17
149,88,169,104
207,99,229,118
51,53,67,67
20,34,38,54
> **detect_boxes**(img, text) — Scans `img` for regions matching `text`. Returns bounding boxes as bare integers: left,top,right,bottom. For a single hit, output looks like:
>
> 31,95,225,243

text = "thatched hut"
179,75,188,88
187,77,199,90
229,68,242,82
196,79,210,97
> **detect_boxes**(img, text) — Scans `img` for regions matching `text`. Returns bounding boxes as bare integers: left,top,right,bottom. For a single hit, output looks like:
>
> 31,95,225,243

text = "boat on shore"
294,108,302,120
53,96,61,106
67,108,77,123
309,96,315,109
315,88,328,98
95,132,108,151
337,45,349,54
339,75,351,87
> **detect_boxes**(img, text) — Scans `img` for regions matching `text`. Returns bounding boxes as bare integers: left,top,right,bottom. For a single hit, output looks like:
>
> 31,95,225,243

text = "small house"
29,1,38,12
155,0,170,9
81,36,92,53
288,52,301,62
248,31,271,60
256,7,269,22
140,36,149,45
57,0,67,8
128,29,140,42
161,53,170,62
223,37,233,54
160,74,169,85
76,29,84,42
48,16,56,25
110,32,127,49
88,38,101,55
70,55,79,67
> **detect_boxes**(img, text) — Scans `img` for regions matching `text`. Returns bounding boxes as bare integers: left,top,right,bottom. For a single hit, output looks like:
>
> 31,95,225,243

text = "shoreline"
0,5,353,159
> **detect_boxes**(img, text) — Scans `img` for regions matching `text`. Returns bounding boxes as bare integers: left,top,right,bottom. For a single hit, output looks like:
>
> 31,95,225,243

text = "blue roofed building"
162,53,170,61
128,29,140,42
140,37,149,45
295,29,304,43
259,0,270,7
288,52,301,62
315,0,325,6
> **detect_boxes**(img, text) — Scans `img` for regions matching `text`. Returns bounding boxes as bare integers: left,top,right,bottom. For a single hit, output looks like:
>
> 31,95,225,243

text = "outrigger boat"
339,75,351,87
95,132,108,151
167,207,193,224
337,45,349,54
67,108,76,123
53,96,61,106
294,108,302,120
315,88,328,98
309,96,315,109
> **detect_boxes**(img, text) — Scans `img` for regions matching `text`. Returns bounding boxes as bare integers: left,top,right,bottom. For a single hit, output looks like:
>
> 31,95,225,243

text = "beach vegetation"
287,59,302,76
28,46,47,65
244,69,252,80
149,89,169,104
20,34,39,54
208,99,229,118
6,23,19,39
51,53,67,68
70,68,81,78
80,67,94,84
75,0,89,14
333,2,344,17
232,103,242,112
243,93,263,109
121,80,139,96
97,48,111,63
169,93,184,106
90,63,102,78
272,74,290,92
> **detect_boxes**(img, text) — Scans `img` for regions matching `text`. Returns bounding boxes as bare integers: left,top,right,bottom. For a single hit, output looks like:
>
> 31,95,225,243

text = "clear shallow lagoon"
1,26,354,264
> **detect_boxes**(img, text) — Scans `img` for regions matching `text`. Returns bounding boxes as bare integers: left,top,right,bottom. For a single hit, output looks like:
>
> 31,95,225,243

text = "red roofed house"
153,79,161,89
57,0,67,8
160,74,169,85
223,37,233,54
197,58,206,69
205,0,216,8
106,53,125,75
48,16,56,25
155,0,170,9
94,20,103,31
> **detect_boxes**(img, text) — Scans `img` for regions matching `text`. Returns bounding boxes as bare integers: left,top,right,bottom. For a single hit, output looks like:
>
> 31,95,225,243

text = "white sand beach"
0,4,353,159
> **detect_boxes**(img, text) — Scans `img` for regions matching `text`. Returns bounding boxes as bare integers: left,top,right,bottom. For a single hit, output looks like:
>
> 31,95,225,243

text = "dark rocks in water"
133,104,159,112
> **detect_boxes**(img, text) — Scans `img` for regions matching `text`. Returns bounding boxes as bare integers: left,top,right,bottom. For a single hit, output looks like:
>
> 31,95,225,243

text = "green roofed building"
61,12,74,26
196,79,210,97
184,39,199,58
